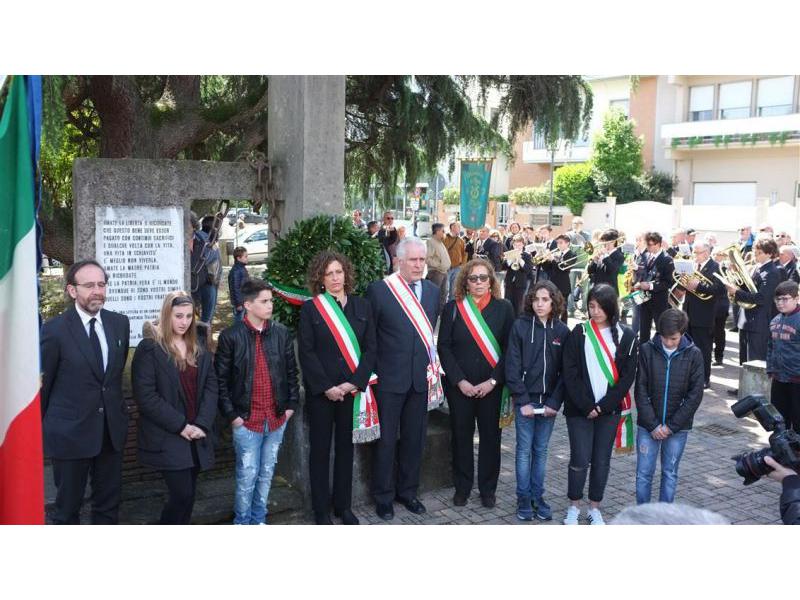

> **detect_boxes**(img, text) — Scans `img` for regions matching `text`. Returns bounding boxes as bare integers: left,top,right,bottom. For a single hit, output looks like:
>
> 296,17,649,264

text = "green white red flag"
0,76,45,523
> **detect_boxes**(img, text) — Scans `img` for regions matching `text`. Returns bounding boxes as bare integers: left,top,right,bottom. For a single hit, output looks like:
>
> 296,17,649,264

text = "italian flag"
0,76,45,524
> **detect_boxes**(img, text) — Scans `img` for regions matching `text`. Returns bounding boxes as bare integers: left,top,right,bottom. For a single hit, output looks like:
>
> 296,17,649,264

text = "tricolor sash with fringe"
455,296,513,428
311,293,380,443
267,279,313,306
384,273,445,410
583,320,634,453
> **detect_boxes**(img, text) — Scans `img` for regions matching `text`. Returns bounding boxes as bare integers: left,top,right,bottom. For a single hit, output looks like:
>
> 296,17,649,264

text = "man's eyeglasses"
467,274,490,283
775,296,797,304
73,282,107,290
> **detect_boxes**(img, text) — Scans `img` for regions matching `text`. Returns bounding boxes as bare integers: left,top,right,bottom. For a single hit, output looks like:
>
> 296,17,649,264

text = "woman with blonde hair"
131,291,218,524
438,258,515,508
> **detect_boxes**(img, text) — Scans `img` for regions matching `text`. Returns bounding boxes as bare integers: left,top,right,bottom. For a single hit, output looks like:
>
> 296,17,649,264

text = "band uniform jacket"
40,307,131,459
681,259,724,329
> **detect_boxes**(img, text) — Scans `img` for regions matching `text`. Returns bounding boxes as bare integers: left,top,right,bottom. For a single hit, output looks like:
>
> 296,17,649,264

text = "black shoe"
713,359,724,366
453,491,468,507
704,382,711,389
727,389,739,396
395,496,426,515
480,494,496,509
376,502,394,521
729,327,739,333
314,512,333,525
334,508,360,525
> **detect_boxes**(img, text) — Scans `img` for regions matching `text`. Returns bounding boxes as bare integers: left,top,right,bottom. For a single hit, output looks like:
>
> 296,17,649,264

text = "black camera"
731,395,800,485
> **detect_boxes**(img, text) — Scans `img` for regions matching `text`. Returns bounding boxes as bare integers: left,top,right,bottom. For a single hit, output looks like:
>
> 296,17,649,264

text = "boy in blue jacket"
634,308,704,504
767,280,800,432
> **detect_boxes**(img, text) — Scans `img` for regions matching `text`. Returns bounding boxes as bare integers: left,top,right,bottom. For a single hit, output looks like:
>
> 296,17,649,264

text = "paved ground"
349,324,783,525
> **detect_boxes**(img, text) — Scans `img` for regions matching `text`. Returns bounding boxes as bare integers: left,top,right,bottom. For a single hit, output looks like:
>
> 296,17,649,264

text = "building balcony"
661,113,800,157
522,140,591,164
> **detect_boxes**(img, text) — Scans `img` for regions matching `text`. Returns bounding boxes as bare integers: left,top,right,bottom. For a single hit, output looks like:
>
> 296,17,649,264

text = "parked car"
227,208,267,226
240,228,269,263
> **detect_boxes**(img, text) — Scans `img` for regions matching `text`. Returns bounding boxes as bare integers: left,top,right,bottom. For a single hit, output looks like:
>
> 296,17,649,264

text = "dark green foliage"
639,168,676,203
554,162,598,215
263,215,386,331
591,108,644,203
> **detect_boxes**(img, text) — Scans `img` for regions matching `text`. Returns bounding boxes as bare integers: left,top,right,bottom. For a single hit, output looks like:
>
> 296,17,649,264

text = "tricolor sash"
311,293,380,443
583,320,634,453
383,273,445,410
455,295,513,428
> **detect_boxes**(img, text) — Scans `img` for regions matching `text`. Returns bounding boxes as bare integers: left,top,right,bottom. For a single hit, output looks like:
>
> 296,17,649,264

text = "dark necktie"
413,281,421,301
89,317,105,375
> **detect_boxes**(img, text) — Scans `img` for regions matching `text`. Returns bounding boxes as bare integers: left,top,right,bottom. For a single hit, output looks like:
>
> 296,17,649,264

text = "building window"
497,202,510,226
718,81,752,119
529,214,563,226
609,98,630,116
531,129,548,150
757,76,795,117
689,85,714,121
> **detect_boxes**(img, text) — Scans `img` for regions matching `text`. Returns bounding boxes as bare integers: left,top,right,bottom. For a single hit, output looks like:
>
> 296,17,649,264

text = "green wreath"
263,214,386,331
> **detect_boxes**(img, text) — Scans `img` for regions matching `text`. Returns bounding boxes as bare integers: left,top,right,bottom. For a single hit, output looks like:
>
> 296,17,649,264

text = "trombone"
557,241,594,270
532,248,561,265
587,234,626,263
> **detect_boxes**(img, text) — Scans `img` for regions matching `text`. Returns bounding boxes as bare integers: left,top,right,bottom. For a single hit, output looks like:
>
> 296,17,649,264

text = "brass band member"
633,232,675,343
587,228,625,290
680,242,724,388
542,234,575,323
503,234,534,316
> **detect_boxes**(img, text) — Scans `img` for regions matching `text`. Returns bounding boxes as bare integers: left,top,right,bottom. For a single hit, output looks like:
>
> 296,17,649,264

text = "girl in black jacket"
131,292,218,524
562,284,638,525
504,281,570,521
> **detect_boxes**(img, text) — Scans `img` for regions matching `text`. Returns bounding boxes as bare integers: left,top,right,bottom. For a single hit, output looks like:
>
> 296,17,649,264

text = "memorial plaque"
96,206,185,346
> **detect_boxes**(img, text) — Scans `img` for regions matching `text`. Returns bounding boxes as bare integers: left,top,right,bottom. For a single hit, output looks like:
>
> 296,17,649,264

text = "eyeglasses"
73,282,107,290
467,274,490,283
775,296,797,304
385,217,394,221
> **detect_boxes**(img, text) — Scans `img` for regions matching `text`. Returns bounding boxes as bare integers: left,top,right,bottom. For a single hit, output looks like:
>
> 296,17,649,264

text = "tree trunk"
40,207,75,265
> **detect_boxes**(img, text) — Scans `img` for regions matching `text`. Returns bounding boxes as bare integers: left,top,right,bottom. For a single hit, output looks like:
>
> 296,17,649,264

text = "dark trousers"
505,281,529,316
426,270,448,312
639,301,668,343
445,383,501,498
566,413,618,503
51,427,122,525
712,313,727,362
307,394,355,514
372,387,428,504
160,467,200,524
739,329,768,364
689,325,713,384
771,380,800,433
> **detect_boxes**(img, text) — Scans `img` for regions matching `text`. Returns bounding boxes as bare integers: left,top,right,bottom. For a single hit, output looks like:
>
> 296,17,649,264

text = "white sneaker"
587,508,605,525
563,505,580,525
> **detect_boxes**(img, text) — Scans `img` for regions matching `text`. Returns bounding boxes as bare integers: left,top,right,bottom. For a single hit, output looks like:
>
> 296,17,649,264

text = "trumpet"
503,248,525,271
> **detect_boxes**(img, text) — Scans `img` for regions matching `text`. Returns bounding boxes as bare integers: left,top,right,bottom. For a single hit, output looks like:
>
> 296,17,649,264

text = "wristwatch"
489,378,497,387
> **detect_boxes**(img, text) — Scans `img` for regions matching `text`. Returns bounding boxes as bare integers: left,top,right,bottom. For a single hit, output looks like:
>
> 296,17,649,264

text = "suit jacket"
297,295,377,396
737,260,781,332
131,337,217,471
476,237,503,272
438,297,514,387
543,249,575,297
587,247,625,290
366,278,440,394
682,259,724,328
40,307,130,459
640,251,675,313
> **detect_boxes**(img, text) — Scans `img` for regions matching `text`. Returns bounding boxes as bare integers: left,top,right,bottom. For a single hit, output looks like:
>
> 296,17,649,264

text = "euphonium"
712,244,757,309
671,269,714,301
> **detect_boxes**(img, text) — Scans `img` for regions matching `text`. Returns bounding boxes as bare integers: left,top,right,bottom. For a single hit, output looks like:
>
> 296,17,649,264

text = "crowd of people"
38,212,800,525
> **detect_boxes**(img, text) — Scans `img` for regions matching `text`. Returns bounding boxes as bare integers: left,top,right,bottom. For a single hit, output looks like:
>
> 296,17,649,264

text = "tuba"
712,245,757,309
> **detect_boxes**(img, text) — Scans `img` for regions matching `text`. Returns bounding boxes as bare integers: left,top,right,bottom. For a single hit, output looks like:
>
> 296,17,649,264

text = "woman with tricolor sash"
504,280,570,522
561,283,639,525
438,258,515,509
298,251,377,525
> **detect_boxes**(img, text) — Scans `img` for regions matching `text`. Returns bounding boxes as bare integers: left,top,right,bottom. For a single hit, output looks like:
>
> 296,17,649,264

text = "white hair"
780,245,800,260
611,503,729,525
395,236,426,259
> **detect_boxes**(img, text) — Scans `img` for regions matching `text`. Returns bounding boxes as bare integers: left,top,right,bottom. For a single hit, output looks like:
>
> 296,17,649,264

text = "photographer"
764,456,800,525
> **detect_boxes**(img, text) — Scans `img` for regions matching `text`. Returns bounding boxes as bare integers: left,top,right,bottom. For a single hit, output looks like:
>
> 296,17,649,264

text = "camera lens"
733,447,774,485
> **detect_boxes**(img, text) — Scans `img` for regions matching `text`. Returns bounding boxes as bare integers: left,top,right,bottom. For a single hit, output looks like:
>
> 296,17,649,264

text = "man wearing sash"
366,237,442,520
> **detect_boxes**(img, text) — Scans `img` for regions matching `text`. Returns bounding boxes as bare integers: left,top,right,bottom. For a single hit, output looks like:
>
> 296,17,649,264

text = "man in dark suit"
40,260,130,524
366,237,441,520
680,242,724,388
587,228,626,290
475,226,503,272
633,231,675,343
542,234,574,322
778,244,800,284
722,238,780,365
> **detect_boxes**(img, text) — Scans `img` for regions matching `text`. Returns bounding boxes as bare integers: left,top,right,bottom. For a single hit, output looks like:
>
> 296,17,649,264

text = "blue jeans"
635,426,689,504
447,267,461,301
514,406,556,502
232,421,287,524
198,283,218,324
